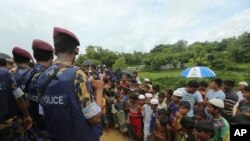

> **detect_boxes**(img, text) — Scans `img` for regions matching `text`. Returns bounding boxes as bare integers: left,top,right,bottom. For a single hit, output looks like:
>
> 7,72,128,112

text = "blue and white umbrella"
181,66,216,78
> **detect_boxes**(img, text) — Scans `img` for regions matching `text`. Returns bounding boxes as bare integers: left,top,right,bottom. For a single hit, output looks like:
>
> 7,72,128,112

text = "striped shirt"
223,92,238,116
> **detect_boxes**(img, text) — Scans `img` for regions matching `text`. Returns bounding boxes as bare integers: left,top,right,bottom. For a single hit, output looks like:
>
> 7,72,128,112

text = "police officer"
23,39,54,140
10,47,33,91
0,54,32,140
37,27,104,141
0,53,14,70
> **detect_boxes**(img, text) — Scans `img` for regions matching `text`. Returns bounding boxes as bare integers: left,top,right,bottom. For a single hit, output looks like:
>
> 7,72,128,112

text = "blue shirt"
177,87,203,117
207,89,225,101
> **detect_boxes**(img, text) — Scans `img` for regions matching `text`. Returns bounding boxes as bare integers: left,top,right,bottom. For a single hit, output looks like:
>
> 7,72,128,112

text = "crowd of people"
90,69,250,141
0,26,250,141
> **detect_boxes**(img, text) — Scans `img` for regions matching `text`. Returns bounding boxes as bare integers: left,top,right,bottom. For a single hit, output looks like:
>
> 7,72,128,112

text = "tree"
112,57,127,71
172,40,188,52
188,43,207,66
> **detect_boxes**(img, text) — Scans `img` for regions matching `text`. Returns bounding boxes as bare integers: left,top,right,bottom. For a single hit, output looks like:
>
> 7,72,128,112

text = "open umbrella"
181,66,216,78
82,59,94,65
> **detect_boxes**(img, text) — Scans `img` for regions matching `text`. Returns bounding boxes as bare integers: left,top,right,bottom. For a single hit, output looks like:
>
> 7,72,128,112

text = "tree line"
75,31,250,70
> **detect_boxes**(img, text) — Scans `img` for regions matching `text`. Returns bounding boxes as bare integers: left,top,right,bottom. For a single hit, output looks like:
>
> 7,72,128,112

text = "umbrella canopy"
82,59,94,65
181,66,216,78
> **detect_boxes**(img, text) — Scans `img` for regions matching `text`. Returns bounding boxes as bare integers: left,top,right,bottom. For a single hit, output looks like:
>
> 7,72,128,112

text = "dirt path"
100,129,130,141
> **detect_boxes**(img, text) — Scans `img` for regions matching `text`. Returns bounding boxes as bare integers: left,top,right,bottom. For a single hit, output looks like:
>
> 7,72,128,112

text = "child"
158,92,167,110
149,99,159,139
206,98,229,141
129,94,143,140
173,101,191,141
164,89,173,106
153,116,169,141
102,89,109,132
234,86,250,124
180,117,195,141
168,90,183,124
194,109,207,122
138,94,145,106
194,121,215,141
142,93,153,141
114,93,128,134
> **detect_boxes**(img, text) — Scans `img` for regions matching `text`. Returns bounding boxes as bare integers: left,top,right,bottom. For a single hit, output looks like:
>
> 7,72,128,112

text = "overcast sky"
1,0,250,56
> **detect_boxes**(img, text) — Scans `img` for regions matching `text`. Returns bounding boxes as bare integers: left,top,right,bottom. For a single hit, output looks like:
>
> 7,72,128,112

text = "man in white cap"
237,81,248,103
138,94,145,106
142,93,153,141
144,78,152,89
168,90,183,123
206,98,229,141
149,99,159,139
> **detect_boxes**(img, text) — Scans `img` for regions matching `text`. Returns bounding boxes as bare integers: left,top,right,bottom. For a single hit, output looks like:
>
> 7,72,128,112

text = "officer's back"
37,27,104,141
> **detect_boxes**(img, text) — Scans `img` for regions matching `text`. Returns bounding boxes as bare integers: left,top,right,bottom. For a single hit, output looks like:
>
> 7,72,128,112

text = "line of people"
91,71,249,141
1,27,105,141
1,26,250,141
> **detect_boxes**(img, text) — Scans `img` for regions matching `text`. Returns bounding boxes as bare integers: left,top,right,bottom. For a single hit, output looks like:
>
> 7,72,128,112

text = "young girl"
129,94,143,140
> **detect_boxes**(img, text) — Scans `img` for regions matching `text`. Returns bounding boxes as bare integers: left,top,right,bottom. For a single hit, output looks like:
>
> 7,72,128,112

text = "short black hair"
103,77,109,84
159,116,168,126
13,53,30,64
153,84,160,92
195,121,215,138
0,58,7,66
158,109,169,117
244,86,250,92
180,117,195,130
231,114,250,125
166,89,173,96
199,81,208,87
223,80,235,88
33,49,53,61
187,80,199,88
158,92,164,97
212,78,223,87
180,101,191,110
129,94,138,100
194,109,207,119
54,34,77,54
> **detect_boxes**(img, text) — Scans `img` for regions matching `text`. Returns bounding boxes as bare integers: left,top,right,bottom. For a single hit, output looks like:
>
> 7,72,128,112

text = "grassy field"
138,67,250,90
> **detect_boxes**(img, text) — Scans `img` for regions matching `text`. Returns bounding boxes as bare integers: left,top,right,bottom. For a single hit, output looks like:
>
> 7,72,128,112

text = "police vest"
37,64,100,141
25,64,47,129
0,68,19,122
12,66,31,90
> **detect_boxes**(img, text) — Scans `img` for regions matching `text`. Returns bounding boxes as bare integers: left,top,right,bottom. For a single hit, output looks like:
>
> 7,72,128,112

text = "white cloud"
189,9,250,43
0,0,249,55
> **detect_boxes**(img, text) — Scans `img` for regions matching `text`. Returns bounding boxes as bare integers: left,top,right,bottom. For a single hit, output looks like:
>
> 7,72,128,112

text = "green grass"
138,67,250,90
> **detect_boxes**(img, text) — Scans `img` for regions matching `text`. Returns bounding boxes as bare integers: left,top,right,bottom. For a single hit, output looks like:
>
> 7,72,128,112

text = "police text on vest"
42,96,64,105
